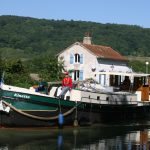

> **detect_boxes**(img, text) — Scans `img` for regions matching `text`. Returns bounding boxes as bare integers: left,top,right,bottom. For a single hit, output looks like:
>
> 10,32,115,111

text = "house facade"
58,35,132,86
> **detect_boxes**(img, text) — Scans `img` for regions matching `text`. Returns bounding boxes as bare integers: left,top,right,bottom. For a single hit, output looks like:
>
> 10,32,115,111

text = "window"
70,53,83,64
99,74,106,86
75,53,80,63
74,70,83,81
74,70,79,81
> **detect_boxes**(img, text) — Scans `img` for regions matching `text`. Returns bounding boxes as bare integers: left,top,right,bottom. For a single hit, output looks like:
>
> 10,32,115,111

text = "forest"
0,15,150,87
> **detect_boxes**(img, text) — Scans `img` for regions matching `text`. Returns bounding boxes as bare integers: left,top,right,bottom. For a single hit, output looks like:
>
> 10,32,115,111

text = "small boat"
0,71,150,127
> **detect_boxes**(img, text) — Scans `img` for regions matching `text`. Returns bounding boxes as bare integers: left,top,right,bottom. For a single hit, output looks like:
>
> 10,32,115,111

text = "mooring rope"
2,100,76,121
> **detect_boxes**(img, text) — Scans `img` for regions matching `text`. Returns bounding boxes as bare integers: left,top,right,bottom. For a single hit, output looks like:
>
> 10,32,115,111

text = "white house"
58,35,132,86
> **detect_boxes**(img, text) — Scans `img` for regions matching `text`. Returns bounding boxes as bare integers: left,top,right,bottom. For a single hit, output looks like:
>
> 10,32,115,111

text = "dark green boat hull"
1,89,150,127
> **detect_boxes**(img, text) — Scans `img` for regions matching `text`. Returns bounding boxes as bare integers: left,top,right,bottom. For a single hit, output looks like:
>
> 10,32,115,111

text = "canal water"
1,123,150,150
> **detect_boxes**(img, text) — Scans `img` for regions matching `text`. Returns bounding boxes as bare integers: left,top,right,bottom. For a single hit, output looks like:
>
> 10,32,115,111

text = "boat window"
97,96,100,100
106,97,109,101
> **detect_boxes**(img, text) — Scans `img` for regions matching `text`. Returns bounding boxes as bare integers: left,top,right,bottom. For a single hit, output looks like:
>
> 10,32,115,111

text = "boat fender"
58,113,64,125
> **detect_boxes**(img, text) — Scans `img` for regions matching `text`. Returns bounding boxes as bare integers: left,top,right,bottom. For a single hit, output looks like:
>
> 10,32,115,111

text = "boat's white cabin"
49,86,138,105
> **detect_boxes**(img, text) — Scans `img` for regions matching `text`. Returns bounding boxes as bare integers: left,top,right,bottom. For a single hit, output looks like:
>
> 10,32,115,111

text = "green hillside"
0,15,150,60
0,15,150,86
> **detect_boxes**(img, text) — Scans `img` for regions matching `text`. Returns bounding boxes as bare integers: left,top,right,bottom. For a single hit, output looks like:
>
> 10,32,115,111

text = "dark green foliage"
0,54,4,78
5,59,24,74
0,15,150,60
28,55,64,82
0,56,64,87
128,60,150,73
3,59,33,87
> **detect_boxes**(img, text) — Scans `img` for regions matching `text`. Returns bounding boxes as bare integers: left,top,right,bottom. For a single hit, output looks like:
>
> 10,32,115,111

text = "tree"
29,55,64,82
3,59,34,87
0,53,4,79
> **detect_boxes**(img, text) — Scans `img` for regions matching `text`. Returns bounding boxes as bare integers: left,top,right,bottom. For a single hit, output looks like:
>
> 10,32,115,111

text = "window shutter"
79,70,83,81
70,54,74,64
80,54,83,64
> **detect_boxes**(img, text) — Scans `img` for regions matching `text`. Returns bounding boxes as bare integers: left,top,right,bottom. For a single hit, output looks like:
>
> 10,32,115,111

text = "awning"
93,71,150,77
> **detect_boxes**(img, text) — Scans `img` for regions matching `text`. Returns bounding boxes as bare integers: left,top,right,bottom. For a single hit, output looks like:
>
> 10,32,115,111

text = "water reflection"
1,124,150,150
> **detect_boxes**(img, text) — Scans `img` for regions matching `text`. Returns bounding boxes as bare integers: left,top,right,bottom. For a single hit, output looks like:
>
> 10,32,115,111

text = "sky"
0,0,150,28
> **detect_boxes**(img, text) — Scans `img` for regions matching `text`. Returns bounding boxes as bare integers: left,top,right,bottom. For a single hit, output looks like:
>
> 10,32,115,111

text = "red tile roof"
82,44,127,61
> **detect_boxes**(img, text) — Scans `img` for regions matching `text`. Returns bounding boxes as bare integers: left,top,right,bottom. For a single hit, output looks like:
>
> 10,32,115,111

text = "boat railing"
80,95,137,105
137,101,150,106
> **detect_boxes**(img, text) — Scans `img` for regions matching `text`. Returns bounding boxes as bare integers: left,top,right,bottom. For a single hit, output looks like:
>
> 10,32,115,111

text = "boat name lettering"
14,93,30,99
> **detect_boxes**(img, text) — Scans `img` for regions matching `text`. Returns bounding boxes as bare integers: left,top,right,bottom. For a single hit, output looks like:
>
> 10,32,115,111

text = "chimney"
83,32,92,45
